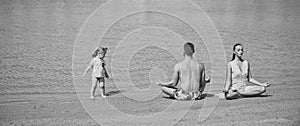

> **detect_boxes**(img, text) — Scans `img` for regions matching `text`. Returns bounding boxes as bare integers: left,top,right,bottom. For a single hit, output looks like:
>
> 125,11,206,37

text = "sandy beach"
0,0,299,125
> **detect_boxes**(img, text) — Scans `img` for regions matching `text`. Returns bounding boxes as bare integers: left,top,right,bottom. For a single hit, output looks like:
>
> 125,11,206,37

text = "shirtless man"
157,42,208,100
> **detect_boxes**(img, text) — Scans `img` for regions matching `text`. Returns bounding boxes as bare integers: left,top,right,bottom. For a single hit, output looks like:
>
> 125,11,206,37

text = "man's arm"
157,64,180,87
199,63,206,92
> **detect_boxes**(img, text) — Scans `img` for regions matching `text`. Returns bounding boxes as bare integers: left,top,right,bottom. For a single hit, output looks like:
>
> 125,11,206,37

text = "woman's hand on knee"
156,80,165,87
262,81,271,87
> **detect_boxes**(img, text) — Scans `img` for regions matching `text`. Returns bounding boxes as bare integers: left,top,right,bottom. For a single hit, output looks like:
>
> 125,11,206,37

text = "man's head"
183,42,195,56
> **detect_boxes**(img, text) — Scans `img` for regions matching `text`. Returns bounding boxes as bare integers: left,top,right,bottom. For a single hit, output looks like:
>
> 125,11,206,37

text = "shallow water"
0,0,299,95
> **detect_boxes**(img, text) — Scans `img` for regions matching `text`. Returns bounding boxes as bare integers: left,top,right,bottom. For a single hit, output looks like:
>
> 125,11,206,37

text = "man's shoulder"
176,61,185,67
192,60,204,68
174,63,181,71
177,60,205,67
198,62,205,69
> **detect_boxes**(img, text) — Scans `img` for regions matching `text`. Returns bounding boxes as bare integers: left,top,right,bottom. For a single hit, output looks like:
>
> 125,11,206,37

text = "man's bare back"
176,59,205,94
158,42,207,100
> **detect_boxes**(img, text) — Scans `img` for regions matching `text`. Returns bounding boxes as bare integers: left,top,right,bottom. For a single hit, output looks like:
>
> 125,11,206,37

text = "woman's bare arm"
247,62,270,87
224,63,232,92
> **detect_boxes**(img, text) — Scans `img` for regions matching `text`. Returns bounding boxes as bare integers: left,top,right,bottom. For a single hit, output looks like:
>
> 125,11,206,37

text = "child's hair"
231,43,242,61
92,46,108,58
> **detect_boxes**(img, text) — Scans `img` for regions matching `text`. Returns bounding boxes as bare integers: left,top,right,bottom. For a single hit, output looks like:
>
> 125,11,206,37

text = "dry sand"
0,0,299,125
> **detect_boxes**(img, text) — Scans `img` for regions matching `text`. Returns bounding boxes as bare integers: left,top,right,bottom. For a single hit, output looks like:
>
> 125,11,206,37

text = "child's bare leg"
90,77,97,99
99,77,106,98
240,86,266,96
161,87,176,98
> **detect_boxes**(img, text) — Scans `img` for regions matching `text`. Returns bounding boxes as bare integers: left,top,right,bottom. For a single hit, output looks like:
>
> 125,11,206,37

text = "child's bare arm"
83,59,93,76
101,61,110,79
103,67,110,78
83,66,91,76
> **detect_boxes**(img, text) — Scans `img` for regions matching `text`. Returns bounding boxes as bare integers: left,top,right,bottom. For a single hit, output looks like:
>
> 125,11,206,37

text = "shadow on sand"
162,93,215,100
242,94,272,98
225,94,273,100
95,90,124,97
105,90,124,96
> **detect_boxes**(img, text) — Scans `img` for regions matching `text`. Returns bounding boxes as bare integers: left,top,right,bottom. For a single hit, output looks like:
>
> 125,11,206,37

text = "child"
83,46,109,99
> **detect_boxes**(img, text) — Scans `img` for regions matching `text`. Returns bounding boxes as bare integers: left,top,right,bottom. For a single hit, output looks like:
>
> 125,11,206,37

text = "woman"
224,43,271,99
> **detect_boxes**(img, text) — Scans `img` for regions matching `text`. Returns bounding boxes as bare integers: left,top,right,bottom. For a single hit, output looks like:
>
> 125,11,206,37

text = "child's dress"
90,57,105,78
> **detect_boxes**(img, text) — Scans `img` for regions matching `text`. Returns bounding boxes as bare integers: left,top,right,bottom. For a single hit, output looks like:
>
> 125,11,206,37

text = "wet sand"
0,0,299,125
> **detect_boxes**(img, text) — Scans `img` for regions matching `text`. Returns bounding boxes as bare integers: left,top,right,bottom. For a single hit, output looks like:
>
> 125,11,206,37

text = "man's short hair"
184,42,195,56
